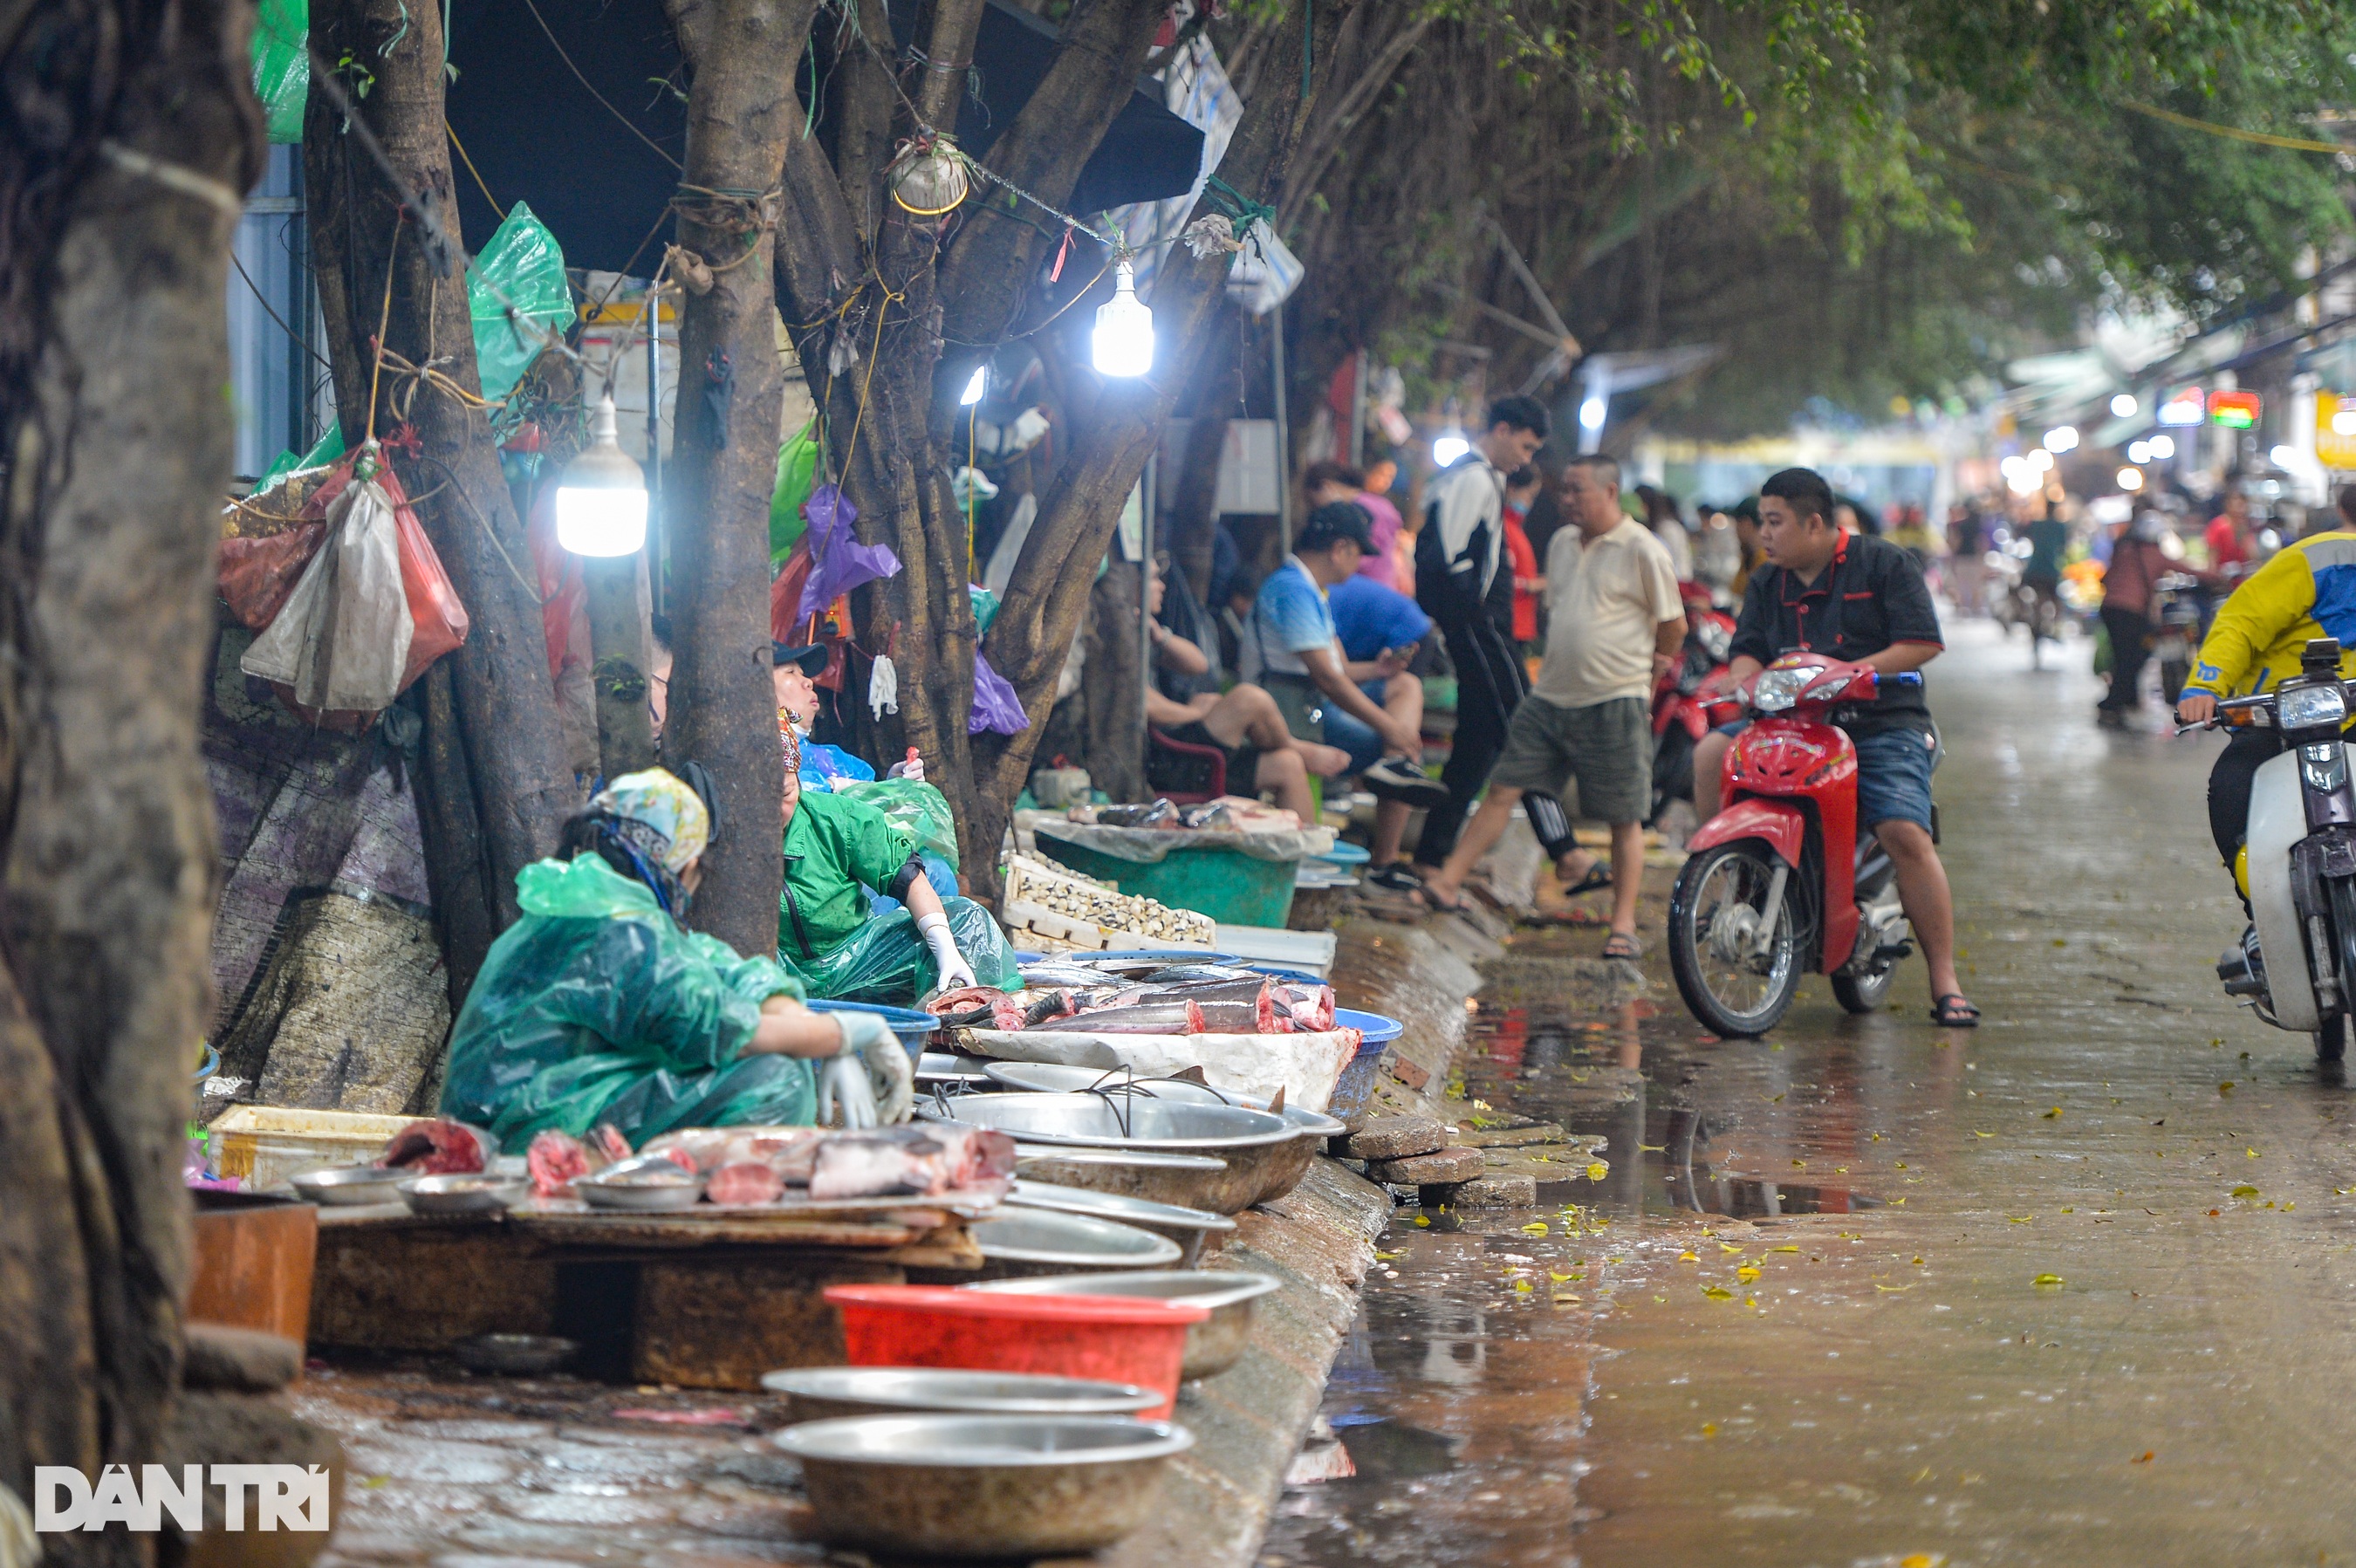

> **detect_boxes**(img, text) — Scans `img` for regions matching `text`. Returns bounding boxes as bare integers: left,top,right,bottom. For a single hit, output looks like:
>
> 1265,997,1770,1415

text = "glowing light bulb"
2111,394,2138,418
2128,441,2151,464
556,394,648,557
1432,430,1470,468
2118,467,2143,491
2150,435,2175,460
1091,262,1154,378
960,365,987,405
2044,425,2079,454
1579,397,1607,432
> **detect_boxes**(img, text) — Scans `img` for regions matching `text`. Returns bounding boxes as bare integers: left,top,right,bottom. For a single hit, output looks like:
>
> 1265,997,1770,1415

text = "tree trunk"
305,0,576,984
656,0,805,957
962,1,1353,895
1081,561,1147,800
0,0,264,1554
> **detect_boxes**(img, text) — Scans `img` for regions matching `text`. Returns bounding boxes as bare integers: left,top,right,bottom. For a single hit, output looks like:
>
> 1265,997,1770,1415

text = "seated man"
1147,559,1351,821
1248,503,1451,833
774,640,875,791
776,724,1015,1002
2175,504,2356,898
1690,467,1974,1028
1327,567,1441,874
440,769,913,1148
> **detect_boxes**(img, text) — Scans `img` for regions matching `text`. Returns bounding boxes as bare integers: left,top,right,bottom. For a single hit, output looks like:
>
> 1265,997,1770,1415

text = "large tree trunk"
0,0,263,1555
306,0,575,994
656,0,803,956
963,3,1353,893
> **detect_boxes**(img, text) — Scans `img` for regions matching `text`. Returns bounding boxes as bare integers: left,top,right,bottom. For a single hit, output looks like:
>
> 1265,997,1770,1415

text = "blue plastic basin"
807,999,938,1065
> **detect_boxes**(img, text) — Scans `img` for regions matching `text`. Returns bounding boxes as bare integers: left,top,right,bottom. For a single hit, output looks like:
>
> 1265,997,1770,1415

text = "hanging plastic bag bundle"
241,448,415,714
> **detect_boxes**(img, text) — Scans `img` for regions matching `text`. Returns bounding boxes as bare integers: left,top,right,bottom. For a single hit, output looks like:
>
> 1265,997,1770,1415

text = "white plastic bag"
242,469,414,714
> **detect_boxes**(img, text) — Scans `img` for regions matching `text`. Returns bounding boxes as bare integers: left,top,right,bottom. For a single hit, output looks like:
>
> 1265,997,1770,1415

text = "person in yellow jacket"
2175,526,2356,874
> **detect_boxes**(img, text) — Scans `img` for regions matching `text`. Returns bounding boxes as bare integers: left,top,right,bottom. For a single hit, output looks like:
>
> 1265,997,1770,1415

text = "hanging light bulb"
960,364,988,406
2149,434,2175,460
2111,393,2139,418
1431,428,1470,468
1092,262,1154,378
557,394,648,557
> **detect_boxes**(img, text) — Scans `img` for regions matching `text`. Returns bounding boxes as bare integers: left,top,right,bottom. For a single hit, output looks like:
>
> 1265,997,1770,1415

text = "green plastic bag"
770,420,823,562
440,855,819,1151
253,426,347,496
774,894,1017,1003
251,0,308,143
832,777,960,868
968,583,999,636
469,202,573,407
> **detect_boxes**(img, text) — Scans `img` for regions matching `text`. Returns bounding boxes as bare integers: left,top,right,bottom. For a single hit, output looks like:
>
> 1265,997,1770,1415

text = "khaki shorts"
1489,695,1651,824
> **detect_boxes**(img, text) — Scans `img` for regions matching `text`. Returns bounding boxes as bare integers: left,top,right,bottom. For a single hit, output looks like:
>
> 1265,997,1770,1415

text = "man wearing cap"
773,640,877,791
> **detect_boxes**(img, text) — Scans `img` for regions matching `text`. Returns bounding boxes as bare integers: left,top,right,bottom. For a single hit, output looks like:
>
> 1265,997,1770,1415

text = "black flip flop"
1559,862,1613,897
1414,884,1469,914
1930,994,1981,1028
1366,864,1424,894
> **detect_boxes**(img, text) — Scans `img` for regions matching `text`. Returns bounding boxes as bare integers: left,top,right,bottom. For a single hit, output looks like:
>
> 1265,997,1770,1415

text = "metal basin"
759,1366,1158,1424
400,1173,527,1217
774,1414,1192,1558
967,1208,1181,1277
967,1270,1282,1381
983,1063,1348,1138
287,1164,408,1207
1004,1179,1236,1266
1011,1146,1237,1215
925,1093,1295,1214
915,1051,998,1087
577,1154,703,1212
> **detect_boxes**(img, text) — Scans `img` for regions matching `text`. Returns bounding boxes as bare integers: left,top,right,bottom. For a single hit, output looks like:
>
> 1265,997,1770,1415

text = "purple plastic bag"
795,484,902,623
970,648,1028,735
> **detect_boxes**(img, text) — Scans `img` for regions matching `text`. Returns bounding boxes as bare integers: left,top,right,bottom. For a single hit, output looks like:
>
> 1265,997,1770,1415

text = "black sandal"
1930,994,1981,1028
1558,859,1614,897
1366,864,1424,894
1414,884,1469,914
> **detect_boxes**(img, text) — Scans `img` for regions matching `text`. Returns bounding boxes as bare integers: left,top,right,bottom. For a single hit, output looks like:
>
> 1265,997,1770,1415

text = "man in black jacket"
1406,394,1549,878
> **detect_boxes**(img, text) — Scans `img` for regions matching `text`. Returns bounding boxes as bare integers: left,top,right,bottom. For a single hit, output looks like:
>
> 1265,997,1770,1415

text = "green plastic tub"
1034,835,1298,930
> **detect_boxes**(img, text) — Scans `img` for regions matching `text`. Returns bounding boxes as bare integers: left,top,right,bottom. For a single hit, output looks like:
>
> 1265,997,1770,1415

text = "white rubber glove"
818,1053,878,1129
828,1009,914,1124
916,909,977,993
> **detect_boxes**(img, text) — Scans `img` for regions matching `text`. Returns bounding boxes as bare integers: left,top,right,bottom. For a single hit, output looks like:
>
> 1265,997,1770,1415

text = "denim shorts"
1713,720,1936,830
1321,702,1386,775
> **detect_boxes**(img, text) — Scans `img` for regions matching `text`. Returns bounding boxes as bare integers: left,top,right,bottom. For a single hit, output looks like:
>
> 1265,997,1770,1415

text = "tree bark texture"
1079,562,1145,802
0,0,263,1554
656,0,805,957
305,0,575,982
961,1,1353,893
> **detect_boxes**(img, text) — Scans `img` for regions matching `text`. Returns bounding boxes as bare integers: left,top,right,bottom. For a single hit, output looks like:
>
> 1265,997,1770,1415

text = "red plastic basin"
824,1284,1209,1419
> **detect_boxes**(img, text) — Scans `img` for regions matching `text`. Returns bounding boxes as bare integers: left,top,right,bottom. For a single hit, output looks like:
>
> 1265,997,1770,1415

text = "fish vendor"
773,640,875,792
440,769,914,1148
775,721,1017,1000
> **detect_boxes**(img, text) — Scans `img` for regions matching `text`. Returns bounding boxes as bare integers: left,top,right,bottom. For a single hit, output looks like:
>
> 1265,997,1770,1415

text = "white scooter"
2195,638,2356,1062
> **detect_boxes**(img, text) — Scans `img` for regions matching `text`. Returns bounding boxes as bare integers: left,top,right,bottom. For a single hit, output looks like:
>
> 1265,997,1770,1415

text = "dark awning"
446,0,1202,275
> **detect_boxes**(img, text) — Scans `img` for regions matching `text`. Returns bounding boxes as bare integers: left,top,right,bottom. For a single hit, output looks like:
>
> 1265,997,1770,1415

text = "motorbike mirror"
2303,638,2343,676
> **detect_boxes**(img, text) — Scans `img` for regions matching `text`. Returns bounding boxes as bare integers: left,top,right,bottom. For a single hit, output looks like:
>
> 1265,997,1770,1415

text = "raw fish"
525,1128,630,1198
708,1161,786,1205
1136,963,1259,984
807,1124,1017,1200
1028,999,1205,1035
378,1119,490,1174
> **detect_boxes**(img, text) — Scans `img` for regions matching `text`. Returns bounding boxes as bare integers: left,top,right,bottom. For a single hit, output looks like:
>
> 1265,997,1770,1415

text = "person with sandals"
1691,468,1976,1028
1417,454,1685,961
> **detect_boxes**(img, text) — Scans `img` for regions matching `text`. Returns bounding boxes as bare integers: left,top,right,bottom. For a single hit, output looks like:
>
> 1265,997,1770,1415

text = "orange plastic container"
824,1284,1209,1418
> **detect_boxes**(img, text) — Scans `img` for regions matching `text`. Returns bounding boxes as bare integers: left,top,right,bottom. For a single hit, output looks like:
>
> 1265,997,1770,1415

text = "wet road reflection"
1263,627,2356,1567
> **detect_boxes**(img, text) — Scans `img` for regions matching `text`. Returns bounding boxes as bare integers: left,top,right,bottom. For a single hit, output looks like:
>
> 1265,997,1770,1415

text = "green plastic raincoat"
440,855,818,1150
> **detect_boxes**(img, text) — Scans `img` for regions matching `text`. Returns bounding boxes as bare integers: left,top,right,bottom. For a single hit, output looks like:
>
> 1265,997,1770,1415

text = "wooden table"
311,1201,983,1389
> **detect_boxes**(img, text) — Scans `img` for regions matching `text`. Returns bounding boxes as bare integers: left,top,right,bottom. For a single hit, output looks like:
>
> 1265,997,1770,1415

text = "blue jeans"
1319,680,1393,775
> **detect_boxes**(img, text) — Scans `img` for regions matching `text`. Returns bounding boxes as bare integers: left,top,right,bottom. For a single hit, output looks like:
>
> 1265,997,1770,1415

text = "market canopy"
445,0,1205,274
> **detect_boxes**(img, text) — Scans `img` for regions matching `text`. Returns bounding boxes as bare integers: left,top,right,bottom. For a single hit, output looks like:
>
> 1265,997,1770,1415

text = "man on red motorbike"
1690,468,1975,1027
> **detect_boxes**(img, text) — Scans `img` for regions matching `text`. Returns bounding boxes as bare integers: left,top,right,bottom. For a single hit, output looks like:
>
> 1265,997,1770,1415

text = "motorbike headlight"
1699,622,1732,663
1751,665,1822,713
2277,683,2347,732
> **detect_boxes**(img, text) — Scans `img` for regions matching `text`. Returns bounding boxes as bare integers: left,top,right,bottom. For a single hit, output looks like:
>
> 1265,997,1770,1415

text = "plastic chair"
1146,729,1225,805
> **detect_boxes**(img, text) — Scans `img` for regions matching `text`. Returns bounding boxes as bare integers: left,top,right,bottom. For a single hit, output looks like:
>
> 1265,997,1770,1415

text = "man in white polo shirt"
1416,455,1685,957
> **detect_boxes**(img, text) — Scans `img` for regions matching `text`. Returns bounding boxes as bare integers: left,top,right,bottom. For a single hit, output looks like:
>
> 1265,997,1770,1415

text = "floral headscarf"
590,769,710,873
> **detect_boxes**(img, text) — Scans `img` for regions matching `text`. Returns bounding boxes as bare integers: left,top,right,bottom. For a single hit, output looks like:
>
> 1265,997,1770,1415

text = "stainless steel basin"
774,1414,1192,1558
983,1063,1346,1138
1005,1179,1236,1265
966,1208,1181,1276
926,1093,1302,1212
759,1366,1159,1423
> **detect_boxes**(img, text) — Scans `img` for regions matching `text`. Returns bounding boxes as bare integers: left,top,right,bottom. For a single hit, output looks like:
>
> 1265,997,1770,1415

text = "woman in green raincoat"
440,769,913,1150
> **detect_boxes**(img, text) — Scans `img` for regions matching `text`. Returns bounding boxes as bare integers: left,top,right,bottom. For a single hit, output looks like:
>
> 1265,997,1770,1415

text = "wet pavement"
1262,622,2356,1566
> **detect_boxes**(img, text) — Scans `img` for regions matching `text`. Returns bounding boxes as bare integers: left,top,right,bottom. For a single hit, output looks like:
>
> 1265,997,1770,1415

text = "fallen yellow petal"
1703,1285,1733,1301
2032,1273,2065,1288
1736,1265,1762,1282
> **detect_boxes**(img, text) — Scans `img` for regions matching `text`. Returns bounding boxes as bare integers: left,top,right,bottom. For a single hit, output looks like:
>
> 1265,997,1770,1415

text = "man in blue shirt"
1250,503,1449,864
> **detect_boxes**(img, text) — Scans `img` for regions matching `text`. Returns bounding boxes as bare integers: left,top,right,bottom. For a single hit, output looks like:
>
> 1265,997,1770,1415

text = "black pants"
2099,606,2152,712
2208,728,2284,869
1420,609,1526,866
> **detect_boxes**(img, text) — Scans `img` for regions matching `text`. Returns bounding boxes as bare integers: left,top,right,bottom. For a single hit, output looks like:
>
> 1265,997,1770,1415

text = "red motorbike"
1666,653,1923,1036
1647,595,1740,826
